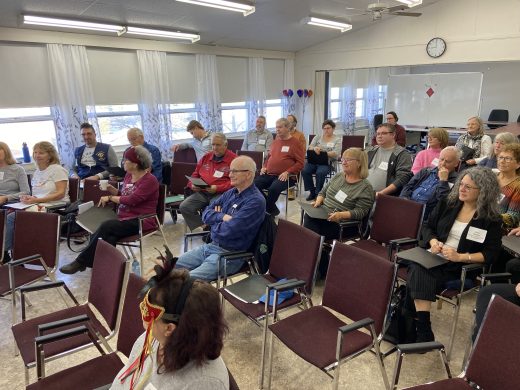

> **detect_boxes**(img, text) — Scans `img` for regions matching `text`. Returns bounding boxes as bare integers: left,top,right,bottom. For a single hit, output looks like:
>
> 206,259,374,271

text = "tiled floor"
0,196,477,389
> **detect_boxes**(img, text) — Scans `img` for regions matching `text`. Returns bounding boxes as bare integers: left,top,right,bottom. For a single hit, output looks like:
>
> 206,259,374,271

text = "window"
378,85,387,114
96,104,142,146
0,107,56,160
221,102,247,133
264,99,283,129
169,103,198,140
355,88,365,118
329,87,341,121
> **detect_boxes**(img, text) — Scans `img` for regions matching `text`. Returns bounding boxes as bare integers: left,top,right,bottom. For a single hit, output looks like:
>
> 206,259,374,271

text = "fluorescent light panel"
23,15,124,33
176,0,255,16
305,17,352,33
395,0,423,7
125,26,200,42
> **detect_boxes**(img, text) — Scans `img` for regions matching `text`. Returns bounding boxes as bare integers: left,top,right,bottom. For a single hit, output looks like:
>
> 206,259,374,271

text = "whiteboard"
386,73,483,128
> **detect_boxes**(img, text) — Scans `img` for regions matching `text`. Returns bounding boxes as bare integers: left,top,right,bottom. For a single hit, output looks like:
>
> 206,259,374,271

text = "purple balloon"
297,89,303,98
303,89,309,97
288,89,294,97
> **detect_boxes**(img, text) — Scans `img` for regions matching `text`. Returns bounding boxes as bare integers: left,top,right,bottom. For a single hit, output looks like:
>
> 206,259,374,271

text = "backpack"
252,213,277,274
383,284,417,344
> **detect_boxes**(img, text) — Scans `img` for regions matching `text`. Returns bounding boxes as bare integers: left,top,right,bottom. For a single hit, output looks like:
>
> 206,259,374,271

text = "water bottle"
22,142,31,163
132,259,141,276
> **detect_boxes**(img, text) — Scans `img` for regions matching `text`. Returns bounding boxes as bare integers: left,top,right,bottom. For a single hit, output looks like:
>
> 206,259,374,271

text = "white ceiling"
0,0,440,52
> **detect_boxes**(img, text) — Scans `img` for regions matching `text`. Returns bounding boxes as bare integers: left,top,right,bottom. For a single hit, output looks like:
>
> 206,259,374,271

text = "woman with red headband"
112,269,229,389
60,145,159,274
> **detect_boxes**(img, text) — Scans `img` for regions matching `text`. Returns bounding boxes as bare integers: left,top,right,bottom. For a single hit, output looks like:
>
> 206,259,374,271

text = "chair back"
68,177,80,203
173,148,197,163
323,242,394,334
466,295,520,389
487,109,509,128
237,150,264,171
12,211,60,268
227,138,243,153
89,240,128,330
157,185,167,225
117,273,147,357
170,162,196,195
373,114,384,130
369,194,424,244
341,135,365,153
82,180,118,204
268,219,323,295
0,210,5,260
308,134,316,144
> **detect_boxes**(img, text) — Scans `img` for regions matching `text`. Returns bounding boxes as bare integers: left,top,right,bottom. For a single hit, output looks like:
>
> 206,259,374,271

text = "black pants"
506,257,520,284
76,219,139,267
407,263,462,302
254,174,295,213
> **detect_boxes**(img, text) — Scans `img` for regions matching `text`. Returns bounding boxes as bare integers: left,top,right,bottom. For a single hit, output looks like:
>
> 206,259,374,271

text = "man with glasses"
174,156,266,281
242,115,273,153
180,133,236,231
367,123,412,196
171,120,212,161
401,146,461,219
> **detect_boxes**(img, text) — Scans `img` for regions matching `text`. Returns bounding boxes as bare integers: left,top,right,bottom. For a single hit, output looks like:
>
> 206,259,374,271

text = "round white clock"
426,37,446,58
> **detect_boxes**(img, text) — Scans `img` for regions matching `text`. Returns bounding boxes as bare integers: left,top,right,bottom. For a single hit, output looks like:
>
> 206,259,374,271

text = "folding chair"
227,138,244,153
173,147,197,163
11,240,129,385
117,184,168,275
26,273,146,388
68,177,80,203
81,179,118,204
237,150,264,173
0,211,60,325
263,242,395,390
391,295,520,390
165,161,196,223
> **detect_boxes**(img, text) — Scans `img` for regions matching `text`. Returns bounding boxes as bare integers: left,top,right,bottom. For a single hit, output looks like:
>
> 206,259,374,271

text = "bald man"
125,127,162,182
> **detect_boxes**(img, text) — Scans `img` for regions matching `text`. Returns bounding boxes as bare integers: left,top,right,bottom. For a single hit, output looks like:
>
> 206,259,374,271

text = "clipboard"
397,247,449,269
298,201,331,220
76,206,118,234
502,235,520,257
185,175,209,188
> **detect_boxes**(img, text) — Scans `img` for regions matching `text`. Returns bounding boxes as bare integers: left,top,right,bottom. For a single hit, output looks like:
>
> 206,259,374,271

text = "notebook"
185,176,209,188
298,201,331,220
76,206,118,234
306,150,329,165
397,247,449,269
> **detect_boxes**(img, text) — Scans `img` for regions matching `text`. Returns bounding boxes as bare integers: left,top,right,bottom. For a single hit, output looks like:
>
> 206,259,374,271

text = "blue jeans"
5,212,15,251
175,243,245,281
301,163,330,196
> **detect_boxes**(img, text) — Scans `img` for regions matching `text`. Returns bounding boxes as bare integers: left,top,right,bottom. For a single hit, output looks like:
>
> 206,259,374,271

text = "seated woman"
301,119,341,201
0,141,30,205
112,269,229,389
479,131,517,169
4,141,69,262
60,146,159,274
496,143,520,231
455,116,492,168
407,166,502,342
411,128,448,174
303,148,374,275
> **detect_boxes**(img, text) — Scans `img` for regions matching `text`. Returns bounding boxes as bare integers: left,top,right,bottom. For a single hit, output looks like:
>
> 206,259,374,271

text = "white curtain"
47,44,97,169
340,70,357,135
313,71,326,135
195,54,222,132
365,68,383,139
283,59,295,116
137,50,172,158
247,57,266,130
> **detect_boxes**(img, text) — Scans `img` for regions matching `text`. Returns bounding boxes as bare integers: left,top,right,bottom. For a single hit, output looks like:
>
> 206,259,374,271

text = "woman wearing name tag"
407,166,502,342
301,119,342,201
455,116,492,168
496,144,520,232
411,128,449,175
0,142,30,207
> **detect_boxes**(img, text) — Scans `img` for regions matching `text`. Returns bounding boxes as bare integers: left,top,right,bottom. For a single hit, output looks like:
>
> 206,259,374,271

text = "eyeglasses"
376,131,393,136
497,156,515,162
229,169,250,174
341,158,359,164
459,182,479,191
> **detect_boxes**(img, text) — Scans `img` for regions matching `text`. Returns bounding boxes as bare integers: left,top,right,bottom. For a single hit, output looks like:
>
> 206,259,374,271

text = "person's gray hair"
468,116,485,136
277,118,290,128
127,127,144,137
447,166,500,221
442,146,462,160
134,145,152,170
491,132,518,158
212,132,228,145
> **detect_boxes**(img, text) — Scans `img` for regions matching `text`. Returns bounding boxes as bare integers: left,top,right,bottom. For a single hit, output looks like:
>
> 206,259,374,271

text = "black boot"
416,311,435,342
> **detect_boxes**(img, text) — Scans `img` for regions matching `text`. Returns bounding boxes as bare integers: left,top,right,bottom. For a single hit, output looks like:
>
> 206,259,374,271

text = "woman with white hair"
455,116,492,167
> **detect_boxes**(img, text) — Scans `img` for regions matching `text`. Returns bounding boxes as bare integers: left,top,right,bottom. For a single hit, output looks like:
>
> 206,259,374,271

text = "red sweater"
188,149,236,193
263,137,304,175
118,172,159,230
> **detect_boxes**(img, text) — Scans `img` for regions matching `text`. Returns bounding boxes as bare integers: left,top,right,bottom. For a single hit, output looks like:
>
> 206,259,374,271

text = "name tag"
378,161,388,171
448,182,454,189
431,158,439,167
213,170,224,178
125,183,134,189
498,193,506,203
326,142,334,148
144,384,157,390
281,146,290,152
334,190,347,203
232,204,238,208
466,226,487,243
259,139,266,145
0,172,4,180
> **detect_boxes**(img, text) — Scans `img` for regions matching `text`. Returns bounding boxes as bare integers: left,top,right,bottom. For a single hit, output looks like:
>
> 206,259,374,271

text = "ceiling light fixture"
124,26,200,42
23,15,124,33
395,0,423,7
175,0,255,16
303,16,352,33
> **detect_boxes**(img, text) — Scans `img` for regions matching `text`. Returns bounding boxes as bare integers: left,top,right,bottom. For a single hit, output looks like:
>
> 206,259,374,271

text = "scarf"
456,132,484,158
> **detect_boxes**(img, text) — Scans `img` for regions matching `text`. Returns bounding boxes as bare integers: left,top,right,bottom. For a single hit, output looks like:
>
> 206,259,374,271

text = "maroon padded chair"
0,209,5,263
11,240,129,386
166,161,196,223
263,242,395,390
173,148,197,163
26,273,146,389
68,177,80,204
341,135,365,153
227,138,244,153
393,295,520,390
82,179,118,204
237,150,264,172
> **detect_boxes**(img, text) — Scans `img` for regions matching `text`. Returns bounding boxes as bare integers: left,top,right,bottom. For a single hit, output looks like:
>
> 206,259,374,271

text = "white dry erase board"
386,72,483,128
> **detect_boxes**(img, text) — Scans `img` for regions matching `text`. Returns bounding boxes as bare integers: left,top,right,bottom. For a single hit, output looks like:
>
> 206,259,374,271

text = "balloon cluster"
296,89,313,98
282,89,294,97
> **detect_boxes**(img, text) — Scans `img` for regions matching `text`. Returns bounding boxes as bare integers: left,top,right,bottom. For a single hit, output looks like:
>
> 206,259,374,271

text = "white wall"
294,0,520,131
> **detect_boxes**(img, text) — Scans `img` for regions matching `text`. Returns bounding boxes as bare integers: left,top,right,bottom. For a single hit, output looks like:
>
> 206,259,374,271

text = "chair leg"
371,324,390,390
259,311,270,389
24,366,29,386
390,349,404,390
266,332,276,390
139,240,144,276
438,347,452,378
447,296,462,361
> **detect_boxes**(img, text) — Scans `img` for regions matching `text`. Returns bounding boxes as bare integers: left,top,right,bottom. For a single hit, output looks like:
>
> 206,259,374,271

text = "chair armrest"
339,317,374,334
481,272,512,283
462,263,485,273
35,325,91,346
219,251,254,261
137,213,156,221
389,238,418,249
396,341,445,354
38,314,90,336
338,220,360,227
184,231,209,239
8,254,42,267
267,278,304,292
19,281,64,294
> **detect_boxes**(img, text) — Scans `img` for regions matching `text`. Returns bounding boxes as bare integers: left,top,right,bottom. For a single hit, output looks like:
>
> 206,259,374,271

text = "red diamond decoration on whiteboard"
426,87,434,97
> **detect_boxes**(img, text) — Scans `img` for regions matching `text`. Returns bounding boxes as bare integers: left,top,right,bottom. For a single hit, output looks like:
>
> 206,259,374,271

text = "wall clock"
426,37,447,58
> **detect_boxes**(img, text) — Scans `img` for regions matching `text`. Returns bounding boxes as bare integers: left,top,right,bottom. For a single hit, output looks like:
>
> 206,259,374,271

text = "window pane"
355,100,364,118
265,99,282,105
222,109,247,133
330,102,340,120
356,88,364,99
0,107,51,119
265,106,283,129
0,121,56,158
98,115,142,146
221,102,245,108
96,104,139,114
170,112,198,140
170,103,196,110
330,87,340,100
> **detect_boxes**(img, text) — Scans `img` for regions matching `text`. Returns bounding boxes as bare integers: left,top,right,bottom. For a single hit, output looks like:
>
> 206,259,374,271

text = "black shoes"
306,193,316,201
60,260,87,275
416,311,435,342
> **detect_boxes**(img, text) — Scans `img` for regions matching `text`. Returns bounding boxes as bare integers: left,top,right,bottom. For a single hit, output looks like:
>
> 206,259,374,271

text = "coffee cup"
99,180,109,191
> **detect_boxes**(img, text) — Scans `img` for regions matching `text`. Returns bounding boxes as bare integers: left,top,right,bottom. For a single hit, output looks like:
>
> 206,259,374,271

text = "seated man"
72,122,118,180
171,120,212,161
180,133,236,231
125,127,162,182
254,118,304,216
241,115,273,153
175,156,266,281
400,146,461,219
367,123,413,196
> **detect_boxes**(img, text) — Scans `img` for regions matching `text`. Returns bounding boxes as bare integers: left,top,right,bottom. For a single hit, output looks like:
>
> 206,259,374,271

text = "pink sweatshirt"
411,148,441,175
